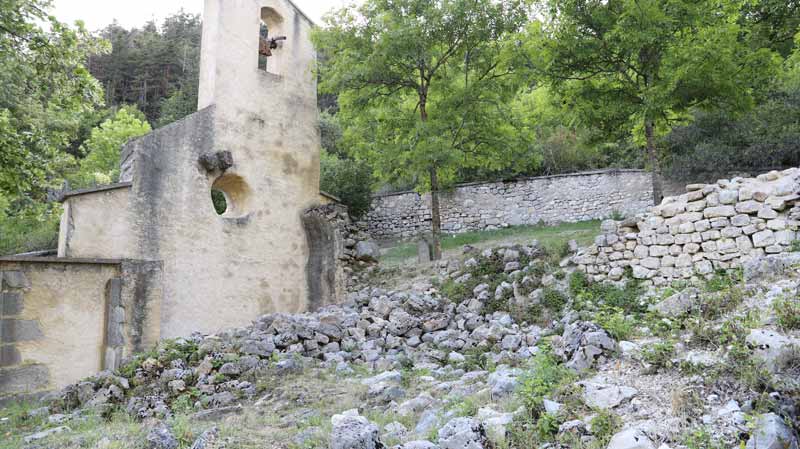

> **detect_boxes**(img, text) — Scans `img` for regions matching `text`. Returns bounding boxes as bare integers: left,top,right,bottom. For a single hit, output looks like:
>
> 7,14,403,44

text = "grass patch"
381,220,599,265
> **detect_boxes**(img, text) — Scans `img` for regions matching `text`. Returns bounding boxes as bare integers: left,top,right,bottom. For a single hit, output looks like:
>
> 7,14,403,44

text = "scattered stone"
579,380,638,409
330,410,384,449
190,427,219,449
745,413,799,449
146,423,179,449
437,417,488,449
607,428,656,449
23,426,71,443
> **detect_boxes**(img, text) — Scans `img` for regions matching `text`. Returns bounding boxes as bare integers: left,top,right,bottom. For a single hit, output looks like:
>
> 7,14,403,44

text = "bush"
594,307,636,341
589,410,621,446
662,90,800,182
517,348,574,414
569,270,645,314
541,288,567,311
641,341,676,371
774,295,800,330
0,200,60,256
320,150,374,219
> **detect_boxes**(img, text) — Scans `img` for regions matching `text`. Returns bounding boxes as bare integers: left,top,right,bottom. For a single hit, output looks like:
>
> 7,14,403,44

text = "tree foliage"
0,0,107,201
314,0,533,257
525,0,781,203
88,11,201,125
69,106,151,188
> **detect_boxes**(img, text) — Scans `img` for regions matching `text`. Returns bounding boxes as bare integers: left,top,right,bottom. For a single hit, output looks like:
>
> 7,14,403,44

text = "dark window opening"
258,21,269,71
211,188,227,215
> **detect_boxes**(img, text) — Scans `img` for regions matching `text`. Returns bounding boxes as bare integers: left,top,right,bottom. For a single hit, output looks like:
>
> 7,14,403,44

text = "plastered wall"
58,184,134,259
87,0,322,338
0,261,118,397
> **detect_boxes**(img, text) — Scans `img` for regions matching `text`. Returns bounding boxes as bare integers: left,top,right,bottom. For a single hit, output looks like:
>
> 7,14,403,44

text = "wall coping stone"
58,182,132,203
0,256,125,265
373,168,647,198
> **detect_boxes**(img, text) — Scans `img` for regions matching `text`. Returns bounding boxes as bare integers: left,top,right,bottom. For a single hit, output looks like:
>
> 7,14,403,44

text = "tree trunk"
418,95,442,260
429,166,442,260
645,120,663,205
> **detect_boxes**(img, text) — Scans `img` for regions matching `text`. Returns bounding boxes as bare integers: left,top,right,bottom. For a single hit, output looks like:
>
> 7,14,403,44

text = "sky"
51,0,351,31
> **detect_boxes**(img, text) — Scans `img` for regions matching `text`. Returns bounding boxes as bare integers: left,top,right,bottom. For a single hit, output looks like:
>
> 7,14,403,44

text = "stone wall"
365,170,653,240
0,258,162,403
303,203,380,310
573,168,800,285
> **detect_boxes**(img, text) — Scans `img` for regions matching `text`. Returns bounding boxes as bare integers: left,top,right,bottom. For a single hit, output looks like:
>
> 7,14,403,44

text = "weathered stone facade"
574,168,800,285
365,170,652,240
0,259,161,403
302,204,377,311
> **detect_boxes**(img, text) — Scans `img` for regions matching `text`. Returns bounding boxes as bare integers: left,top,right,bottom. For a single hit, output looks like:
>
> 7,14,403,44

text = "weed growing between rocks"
438,242,570,326
506,347,578,446
774,294,800,330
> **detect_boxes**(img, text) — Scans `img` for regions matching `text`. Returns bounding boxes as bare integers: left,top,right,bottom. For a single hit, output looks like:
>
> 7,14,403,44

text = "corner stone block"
0,319,44,343
0,345,21,367
0,364,49,394
0,292,23,316
2,271,30,290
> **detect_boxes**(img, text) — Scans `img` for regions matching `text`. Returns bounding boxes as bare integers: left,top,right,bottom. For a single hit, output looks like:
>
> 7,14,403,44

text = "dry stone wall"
573,168,800,285
365,170,653,240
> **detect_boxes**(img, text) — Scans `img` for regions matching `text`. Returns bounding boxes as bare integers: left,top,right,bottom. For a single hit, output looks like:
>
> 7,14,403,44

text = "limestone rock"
648,288,699,317
746,329,800,373
745,413,799,449
437,417,489,449
355,241,382,263
146,423,179,449
607,428,655,449
330,410,384,449
553,321,617,371
579,380,638,409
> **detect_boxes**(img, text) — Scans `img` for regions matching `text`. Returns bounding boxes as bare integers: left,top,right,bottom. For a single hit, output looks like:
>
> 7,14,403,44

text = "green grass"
381,220,600,265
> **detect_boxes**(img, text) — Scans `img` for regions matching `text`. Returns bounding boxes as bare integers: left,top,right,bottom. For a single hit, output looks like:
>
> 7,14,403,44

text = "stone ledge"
57,182,132,202
0,256,125,265
372,169,648,199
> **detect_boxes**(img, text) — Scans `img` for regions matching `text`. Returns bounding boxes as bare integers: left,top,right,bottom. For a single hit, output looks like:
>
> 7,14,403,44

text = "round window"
210,174,251,218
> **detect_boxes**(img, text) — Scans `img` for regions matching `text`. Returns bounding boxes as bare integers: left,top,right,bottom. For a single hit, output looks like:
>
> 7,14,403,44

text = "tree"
313,0,532,259
525,0,780,204
69,106,151,188
89,12,202,125
0,0,107,201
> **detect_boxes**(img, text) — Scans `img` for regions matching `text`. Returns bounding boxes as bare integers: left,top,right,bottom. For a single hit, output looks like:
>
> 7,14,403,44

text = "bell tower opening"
258,7,285,75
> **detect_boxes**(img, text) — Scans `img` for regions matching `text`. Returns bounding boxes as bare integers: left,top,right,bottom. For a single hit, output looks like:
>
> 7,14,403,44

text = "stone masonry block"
0,319,43,343
2,271,30,289
1,292,22,316
0,345,20,367
0,364,49,394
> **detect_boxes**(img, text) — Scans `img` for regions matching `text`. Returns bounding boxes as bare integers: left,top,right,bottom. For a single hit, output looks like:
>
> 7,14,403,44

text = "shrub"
641,341,676,371
517,348,574,414
773,295,800,330
570,270,645,314
704,269,742,293
594,307,636,341
589,410,621,446
541,288,567,311
320,150,374,219
682,428,727,449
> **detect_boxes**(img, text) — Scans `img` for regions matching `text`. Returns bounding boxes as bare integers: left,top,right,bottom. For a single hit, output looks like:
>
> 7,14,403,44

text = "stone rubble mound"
574,167,800,285
41,245,560,422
